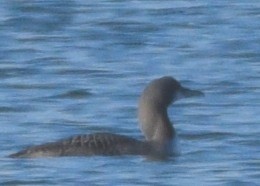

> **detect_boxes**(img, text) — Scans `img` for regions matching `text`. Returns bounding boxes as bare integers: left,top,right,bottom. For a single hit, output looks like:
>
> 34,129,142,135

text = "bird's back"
9,133,148,158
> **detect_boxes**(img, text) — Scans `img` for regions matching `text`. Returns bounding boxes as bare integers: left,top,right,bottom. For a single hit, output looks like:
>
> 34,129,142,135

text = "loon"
9,76,203,158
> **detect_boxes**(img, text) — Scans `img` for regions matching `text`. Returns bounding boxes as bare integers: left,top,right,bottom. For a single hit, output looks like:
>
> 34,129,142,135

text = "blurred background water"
0,0,259,185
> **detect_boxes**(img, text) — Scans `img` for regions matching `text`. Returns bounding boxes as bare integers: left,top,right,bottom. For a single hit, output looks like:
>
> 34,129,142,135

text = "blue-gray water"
0,0,259,185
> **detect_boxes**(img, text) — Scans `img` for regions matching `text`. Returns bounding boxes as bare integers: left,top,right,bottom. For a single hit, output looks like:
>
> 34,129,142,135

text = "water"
0,0,259,185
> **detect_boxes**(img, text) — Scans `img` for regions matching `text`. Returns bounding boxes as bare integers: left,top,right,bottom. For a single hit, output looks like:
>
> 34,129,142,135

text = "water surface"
0,0,259,185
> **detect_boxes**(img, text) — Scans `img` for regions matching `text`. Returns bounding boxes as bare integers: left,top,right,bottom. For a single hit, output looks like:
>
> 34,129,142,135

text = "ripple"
0,67,41,78
50,89,92,99
6,83,59,90
1,180,52,185
0,106,35,113
56,68,111,76
182,131,235,140
0,107,19,113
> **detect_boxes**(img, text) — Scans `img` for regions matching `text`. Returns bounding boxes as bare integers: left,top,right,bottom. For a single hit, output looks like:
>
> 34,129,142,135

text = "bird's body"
9,76,203,158
9,133,149,158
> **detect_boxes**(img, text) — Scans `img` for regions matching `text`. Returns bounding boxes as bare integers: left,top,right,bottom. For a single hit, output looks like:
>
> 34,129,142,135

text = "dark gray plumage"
9,133,150,158
9,76,203,158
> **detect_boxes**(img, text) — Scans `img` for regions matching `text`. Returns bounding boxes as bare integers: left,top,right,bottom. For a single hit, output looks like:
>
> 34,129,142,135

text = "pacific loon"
9,76,203,158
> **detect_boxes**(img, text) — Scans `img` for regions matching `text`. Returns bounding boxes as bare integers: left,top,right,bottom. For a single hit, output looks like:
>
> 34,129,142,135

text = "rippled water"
0,0,259,185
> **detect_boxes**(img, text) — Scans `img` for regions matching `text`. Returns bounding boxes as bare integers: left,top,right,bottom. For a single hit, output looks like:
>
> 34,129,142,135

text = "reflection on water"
0,0,259,185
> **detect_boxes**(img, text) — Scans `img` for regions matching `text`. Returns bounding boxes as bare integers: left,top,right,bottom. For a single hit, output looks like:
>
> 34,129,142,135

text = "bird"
8,76,203,159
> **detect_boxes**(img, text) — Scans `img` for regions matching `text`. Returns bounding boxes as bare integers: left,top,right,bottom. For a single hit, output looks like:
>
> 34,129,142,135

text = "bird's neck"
153,109,175,142
138,103,175,143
